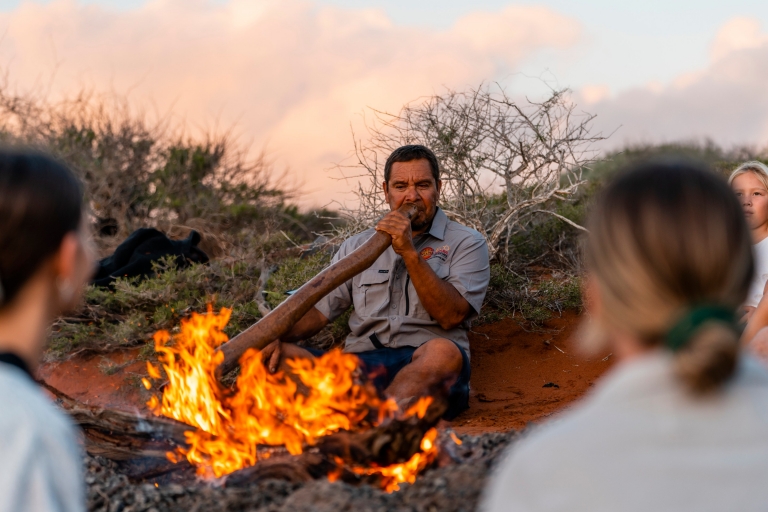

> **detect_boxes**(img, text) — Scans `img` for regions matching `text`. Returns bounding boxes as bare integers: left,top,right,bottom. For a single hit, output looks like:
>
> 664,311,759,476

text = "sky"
0,0,767,206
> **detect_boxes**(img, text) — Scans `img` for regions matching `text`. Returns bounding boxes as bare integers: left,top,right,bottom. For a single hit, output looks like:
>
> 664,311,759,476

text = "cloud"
710,16,768,63
0,0,582,206
581,17,768,152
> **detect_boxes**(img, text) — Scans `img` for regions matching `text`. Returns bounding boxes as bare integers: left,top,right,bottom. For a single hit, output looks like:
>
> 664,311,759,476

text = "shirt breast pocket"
355,268,390,317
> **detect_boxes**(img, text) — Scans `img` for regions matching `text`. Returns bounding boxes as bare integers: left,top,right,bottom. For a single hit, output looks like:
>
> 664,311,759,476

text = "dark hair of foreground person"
0,152,84,306
0,150,92,512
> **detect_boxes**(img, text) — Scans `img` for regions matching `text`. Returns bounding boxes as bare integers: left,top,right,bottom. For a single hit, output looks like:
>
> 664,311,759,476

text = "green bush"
264,253,332,309
479,263,582,326
48,257,266,360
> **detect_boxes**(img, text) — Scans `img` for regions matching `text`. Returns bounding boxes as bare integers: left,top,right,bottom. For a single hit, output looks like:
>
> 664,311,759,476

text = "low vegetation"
2,82,759,365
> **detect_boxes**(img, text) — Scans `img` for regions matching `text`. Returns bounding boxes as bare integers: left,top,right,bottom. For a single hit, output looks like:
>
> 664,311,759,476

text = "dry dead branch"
333,83,605,261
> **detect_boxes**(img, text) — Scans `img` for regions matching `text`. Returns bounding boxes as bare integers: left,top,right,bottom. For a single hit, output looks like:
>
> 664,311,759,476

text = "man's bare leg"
385,338,464,406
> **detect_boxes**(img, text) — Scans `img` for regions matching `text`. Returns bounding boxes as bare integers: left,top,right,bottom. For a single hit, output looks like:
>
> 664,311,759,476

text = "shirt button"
391,304,396,309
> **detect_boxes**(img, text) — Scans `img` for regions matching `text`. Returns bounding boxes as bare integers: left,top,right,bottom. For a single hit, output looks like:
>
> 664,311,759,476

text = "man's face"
383,158,441,233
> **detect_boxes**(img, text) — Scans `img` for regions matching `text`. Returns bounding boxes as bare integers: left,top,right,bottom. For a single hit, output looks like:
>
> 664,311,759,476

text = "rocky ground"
85,431,517,512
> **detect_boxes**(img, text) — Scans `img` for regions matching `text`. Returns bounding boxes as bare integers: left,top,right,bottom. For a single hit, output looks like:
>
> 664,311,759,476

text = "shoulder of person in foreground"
480,353,768,512
0,367,85,512
480,387,603,512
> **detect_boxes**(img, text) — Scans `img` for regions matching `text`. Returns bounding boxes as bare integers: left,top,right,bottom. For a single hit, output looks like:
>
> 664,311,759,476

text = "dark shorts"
305,341,471,420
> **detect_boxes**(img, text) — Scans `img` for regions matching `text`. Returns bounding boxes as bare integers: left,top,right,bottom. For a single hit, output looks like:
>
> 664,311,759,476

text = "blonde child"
729,161,768,345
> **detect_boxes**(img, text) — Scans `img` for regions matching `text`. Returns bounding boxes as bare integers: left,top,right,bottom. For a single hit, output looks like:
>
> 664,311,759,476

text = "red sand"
39,311,612,433
451,311,613,435
39,348,151,411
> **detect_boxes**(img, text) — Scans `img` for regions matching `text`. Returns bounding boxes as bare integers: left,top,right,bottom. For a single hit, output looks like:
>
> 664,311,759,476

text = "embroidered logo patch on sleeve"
420,247,434,260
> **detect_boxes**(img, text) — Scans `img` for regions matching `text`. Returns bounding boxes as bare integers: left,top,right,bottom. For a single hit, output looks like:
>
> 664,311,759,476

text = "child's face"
732,171,768,231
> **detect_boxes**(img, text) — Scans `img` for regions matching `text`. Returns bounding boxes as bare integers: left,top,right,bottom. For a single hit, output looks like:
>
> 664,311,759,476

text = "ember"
144,306,438,490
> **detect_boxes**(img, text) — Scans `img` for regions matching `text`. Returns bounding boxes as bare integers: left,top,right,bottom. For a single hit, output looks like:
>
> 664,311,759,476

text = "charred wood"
44,380,445,487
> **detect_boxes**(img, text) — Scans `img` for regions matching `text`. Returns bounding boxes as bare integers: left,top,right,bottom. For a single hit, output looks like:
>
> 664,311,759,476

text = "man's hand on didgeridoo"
261,340,283,374
375,210,416,256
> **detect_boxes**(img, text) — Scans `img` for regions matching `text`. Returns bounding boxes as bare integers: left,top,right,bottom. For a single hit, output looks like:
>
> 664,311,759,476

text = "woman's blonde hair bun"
674,321,740,393
585,158,753,394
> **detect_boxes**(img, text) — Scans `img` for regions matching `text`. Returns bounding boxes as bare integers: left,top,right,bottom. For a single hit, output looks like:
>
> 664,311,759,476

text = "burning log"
42,381,190,460
316,393,446,468
216,202,418,376
41,381,194,481
43,378,446,489
225,395,447,488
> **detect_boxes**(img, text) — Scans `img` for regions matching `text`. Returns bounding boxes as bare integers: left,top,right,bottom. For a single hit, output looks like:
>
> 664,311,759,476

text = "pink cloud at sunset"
2,1,767,207
0,0,581,206
582,17,768,152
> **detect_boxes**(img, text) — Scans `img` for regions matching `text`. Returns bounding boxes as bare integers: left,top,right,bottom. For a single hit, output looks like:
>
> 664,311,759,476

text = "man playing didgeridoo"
261,145,490,419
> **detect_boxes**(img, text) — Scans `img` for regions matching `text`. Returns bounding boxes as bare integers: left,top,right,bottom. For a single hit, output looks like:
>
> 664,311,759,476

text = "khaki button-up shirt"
315,208,490,358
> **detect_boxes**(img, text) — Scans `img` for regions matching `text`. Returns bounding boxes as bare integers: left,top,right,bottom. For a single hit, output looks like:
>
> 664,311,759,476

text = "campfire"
141,306,440,492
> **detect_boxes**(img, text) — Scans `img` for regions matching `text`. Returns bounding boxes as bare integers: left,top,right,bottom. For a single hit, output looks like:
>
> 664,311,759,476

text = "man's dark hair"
384,145,440,184
0,151,83,307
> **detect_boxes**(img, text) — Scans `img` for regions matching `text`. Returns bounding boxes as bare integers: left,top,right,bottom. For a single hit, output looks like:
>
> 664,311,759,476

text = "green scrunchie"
665,305,738,352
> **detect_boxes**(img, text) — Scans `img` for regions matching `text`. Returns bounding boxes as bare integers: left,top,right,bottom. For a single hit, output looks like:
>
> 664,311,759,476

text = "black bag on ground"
92,228,209,288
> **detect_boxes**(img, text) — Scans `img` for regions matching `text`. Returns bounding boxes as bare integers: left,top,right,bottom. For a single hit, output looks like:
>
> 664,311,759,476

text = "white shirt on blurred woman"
0,363,85,512
482,351,768,512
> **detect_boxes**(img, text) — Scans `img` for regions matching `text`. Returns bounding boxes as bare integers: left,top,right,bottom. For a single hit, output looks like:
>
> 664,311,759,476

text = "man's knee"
412,338,464,376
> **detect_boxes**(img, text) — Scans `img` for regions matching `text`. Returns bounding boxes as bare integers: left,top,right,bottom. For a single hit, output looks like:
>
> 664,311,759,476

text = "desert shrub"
478,263,582,326
0,82,332,247
262,252,352,349
46,241,356,360
48,256,267,360
334,83,606,263
264,253,333,309
503,141,768,273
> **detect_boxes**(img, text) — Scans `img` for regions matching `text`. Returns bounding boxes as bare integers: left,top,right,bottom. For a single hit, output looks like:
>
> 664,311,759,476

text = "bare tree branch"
329,83,605,261
532,210,589,233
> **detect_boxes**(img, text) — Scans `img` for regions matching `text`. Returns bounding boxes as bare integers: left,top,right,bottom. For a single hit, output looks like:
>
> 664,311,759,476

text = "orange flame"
145,307,438,488
352,427,439,492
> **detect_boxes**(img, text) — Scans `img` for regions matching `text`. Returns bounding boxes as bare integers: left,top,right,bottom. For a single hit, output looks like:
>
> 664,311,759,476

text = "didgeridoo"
216,202,418,376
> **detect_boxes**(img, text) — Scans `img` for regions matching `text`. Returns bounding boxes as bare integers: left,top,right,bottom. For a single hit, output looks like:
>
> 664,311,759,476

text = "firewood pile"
47,380,448,484
83,430,517,512
45,378,518,511
49,291,521,511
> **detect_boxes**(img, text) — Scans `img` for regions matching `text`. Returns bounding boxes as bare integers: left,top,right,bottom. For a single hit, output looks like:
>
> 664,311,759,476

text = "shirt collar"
426,207,448,241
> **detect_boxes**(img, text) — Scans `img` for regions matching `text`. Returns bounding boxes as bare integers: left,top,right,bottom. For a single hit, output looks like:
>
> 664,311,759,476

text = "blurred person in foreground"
482,159,768,512
729,161,768,357
0,152,94,512
260,145,490,418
